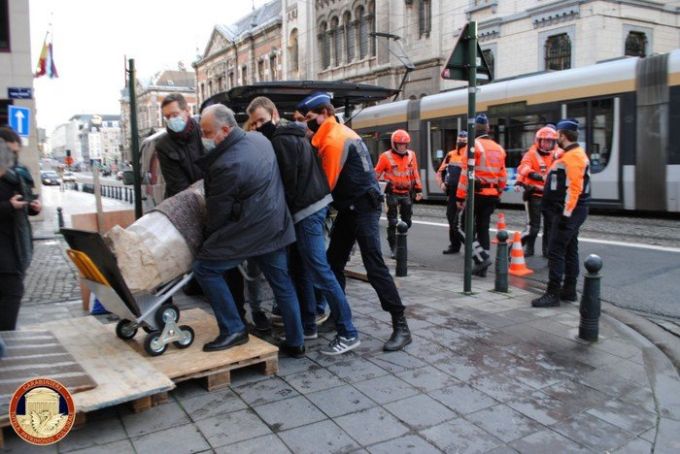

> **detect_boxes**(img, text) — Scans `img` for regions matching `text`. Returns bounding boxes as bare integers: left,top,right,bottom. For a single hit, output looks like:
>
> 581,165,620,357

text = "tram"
352,50,680,213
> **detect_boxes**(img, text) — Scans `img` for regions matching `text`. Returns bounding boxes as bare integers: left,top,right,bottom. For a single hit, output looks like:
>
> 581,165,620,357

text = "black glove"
558,215,570,230
529,172,544,182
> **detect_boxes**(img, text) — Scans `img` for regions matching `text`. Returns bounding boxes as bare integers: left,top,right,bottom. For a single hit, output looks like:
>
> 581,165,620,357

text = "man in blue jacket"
193,104,304,356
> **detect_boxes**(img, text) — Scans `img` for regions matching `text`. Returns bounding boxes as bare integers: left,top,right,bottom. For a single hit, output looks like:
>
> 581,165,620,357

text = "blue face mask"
202,138,216,151
166,116,186,133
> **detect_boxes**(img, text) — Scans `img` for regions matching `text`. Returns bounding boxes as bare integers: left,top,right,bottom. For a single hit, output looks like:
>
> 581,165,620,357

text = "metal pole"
579,255,603,342
93,165,104,234
128,58,143,219
494,230,509,293
463,21,478,294
57,207,64,229
395,220,408,277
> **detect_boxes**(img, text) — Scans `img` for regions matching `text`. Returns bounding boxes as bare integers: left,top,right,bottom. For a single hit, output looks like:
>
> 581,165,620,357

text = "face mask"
166,116,186,133
202,138,216,152
457,141,466,149
394,145,408,155
307,118,321,134
256,121,277,140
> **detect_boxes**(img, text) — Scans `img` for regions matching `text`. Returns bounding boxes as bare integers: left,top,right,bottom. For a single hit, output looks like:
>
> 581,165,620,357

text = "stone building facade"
119,69,197,161
280,0,679,99
193,0,283,107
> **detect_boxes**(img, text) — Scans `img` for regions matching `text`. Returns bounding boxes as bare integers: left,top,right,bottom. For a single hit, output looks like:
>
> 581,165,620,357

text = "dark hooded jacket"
195,127,295,261
0,168,37,274
269,122,332,223
155,117,205,198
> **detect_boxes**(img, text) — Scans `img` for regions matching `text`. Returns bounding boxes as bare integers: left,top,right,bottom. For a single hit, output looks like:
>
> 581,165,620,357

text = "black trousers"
223,268,246,322
459,195,498,252
522,196,550,253
445,188,461,250
0,273,24,331
327,198,404,315
385,193,412,249
547,204,588,288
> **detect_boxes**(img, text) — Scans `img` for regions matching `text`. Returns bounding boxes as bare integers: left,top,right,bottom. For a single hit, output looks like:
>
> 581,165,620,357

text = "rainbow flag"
35,37,58,78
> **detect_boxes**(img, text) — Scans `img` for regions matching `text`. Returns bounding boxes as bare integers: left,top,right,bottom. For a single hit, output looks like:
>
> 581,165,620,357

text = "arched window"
545,33,571,71
270,54,278,80
418,0,431,37
344,12,355,62
368,1,376,56
356,6,368,59
625,31,647,58
241,65,248,85
332,16,342,66
482,49,494,79
289,28,299,72
319,22,330,69
228,71,234,88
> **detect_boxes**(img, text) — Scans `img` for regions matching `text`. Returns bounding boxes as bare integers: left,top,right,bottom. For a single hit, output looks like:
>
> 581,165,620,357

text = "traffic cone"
492,213,506,244
508,231,533,276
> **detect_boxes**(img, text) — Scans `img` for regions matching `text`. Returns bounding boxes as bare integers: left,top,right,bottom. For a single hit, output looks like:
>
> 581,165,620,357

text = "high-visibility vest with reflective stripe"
517,145,558,195
374,149,423,194
456,137,507,199
543,143,591,216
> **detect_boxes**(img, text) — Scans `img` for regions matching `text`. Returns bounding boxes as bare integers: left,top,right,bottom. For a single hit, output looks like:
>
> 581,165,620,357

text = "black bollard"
395,220,408,277
57,207,64,229
579,254,603,342
494,230,509,292
124,187,129,202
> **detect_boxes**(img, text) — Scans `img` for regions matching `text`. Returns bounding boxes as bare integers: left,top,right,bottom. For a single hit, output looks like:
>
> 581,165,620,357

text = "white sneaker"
320,335,360,355
315,312,330,325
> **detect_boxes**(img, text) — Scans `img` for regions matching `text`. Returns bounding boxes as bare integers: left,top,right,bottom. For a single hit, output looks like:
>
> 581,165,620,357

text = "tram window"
590,99,613,173
505,114,542,169
360,132,380,165
430,125,443,171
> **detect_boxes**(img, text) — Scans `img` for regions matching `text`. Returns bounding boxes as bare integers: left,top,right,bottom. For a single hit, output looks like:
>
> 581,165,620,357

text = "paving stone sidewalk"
5,251,680,453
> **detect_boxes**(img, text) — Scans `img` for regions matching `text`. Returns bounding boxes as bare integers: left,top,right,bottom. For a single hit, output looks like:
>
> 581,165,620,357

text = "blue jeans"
193,247,303,347
295,207,358,338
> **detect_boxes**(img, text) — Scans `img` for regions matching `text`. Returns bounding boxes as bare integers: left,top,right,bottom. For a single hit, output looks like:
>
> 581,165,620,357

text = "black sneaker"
531,292,560,308
278,343,305,358
442,246,460,255
251,310,271,333
320,335,361,355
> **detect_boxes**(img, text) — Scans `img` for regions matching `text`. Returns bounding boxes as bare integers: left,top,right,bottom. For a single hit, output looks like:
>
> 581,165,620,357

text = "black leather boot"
383,313,412,351
523,241,535,257
560,280,578,302
531,283,560,308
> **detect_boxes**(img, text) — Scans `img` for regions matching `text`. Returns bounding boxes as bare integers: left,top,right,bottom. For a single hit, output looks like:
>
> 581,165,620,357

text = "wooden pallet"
115,308,279,391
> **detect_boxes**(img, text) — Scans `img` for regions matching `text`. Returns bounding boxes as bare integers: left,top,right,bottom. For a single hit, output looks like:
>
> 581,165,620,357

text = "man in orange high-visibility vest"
436,130,467,255
374,129,423,258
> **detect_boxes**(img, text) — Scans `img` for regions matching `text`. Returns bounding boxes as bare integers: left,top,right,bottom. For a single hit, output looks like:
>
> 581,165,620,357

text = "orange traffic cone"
492,213,506,244
508,231,533,276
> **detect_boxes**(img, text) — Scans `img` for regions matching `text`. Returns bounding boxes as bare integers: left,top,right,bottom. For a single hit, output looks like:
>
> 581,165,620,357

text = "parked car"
62,171,77,183
40,171,60,186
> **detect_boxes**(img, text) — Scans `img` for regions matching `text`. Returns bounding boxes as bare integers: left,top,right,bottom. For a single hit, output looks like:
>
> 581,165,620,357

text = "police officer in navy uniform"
532,119,590,308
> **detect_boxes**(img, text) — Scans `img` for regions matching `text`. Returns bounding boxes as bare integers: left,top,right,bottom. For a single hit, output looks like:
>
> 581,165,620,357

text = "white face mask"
166,115,186,133
202,138,216,151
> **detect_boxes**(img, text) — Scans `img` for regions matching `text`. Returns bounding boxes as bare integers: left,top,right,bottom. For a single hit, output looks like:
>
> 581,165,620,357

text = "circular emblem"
9,378,76,445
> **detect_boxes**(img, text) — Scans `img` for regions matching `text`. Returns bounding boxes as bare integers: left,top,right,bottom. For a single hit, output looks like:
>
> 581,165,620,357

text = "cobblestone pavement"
5,258,680,453
413,203,680,249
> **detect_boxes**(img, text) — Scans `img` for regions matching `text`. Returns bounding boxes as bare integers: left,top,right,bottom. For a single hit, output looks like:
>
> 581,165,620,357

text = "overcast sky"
29,0,267,134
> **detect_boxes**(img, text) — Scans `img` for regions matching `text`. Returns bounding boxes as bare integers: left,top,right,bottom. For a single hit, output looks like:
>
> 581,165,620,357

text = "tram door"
427,117,461,197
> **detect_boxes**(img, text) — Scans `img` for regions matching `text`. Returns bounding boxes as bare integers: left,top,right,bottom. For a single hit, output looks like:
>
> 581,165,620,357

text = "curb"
601,305,680,452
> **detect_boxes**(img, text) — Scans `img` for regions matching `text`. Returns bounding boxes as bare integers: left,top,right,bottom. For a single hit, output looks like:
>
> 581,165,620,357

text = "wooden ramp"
0,330,97,415
115,308,279,391
0,317,174,447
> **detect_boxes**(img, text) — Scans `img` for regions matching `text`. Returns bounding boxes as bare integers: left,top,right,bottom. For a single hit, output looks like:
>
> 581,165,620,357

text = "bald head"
200,104,238,148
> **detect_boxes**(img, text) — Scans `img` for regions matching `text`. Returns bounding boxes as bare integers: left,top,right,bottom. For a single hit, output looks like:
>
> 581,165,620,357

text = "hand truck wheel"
115,319,138,340
154,303,180,328
143,330,168,356
173,325,195,349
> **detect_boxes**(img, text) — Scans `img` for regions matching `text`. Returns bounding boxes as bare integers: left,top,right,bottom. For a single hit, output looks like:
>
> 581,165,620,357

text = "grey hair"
0,139,13,174
205,104,238,128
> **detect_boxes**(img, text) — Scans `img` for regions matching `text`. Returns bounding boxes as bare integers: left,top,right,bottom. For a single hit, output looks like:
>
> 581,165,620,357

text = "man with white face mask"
157,93,204,199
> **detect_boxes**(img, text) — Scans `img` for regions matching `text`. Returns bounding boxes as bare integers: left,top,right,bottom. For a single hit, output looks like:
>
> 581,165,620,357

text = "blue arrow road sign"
8,105,30,138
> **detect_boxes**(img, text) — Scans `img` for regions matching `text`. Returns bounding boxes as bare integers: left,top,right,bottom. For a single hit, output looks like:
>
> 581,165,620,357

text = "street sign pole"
463,21,478,294
128,58,143,219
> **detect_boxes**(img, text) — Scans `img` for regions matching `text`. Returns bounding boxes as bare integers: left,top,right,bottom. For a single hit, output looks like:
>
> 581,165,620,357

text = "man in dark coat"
0,138,41,331
157,93,204,199
247,96,360,356
193,104,305,355
157,94,269,331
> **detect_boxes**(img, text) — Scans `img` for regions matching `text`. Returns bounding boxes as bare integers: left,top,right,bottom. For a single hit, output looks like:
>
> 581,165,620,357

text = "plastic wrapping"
106,212,193,294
